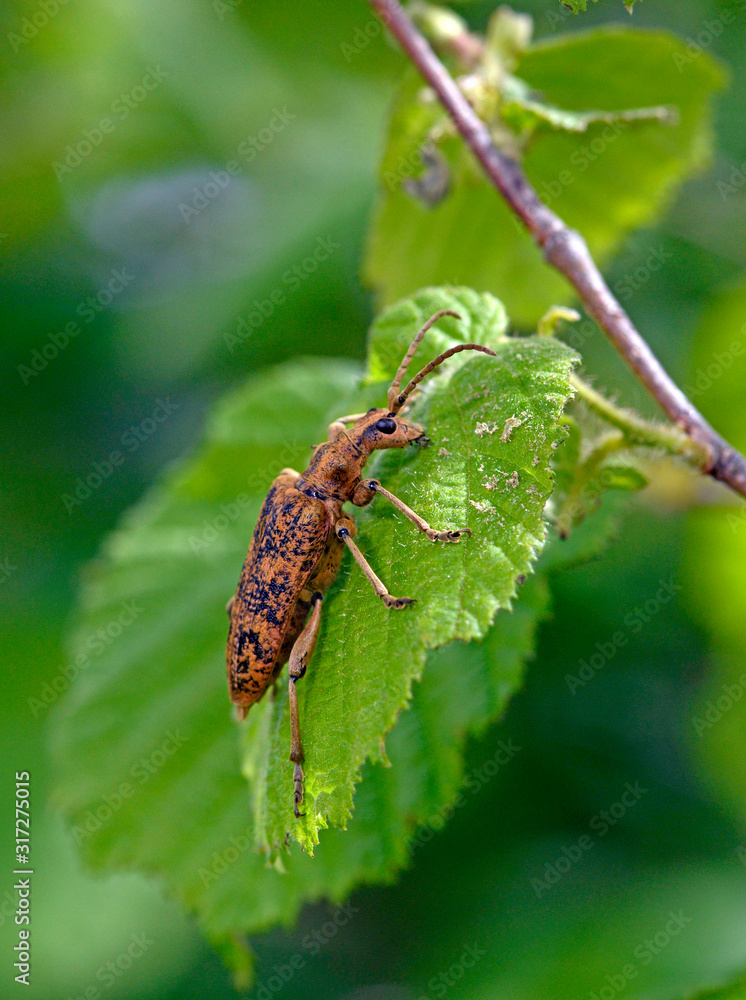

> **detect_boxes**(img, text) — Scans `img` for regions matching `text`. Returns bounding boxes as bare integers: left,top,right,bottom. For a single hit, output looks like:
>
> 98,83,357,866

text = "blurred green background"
3,0,746,997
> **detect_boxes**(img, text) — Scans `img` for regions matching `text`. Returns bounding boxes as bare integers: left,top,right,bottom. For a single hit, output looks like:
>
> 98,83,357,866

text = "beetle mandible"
226,309,496,817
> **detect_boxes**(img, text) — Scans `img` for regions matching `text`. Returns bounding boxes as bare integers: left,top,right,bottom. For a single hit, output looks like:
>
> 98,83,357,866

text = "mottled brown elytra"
226,310,496,817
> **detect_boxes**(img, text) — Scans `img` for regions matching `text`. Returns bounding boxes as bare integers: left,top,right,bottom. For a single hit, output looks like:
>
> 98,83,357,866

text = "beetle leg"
335,517,415,609
352,479,471,543
327,422,350,444
288,592,323,819
226,595,235,616
327,414,367,442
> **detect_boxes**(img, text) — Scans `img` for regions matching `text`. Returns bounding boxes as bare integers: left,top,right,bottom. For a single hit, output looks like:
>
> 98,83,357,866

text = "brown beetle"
226,310,496,816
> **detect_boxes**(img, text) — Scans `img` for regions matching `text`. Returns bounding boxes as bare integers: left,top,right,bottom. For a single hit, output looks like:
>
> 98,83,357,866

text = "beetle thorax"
299,443,368,501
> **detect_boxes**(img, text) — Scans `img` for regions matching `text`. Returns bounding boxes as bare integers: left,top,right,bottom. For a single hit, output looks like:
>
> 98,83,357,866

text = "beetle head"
339,310,496,456
354,408,429,452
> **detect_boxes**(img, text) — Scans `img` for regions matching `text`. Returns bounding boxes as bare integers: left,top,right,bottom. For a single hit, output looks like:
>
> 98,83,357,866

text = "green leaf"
364,28,723,324
681,974,746,1000
51,288,576,971
562,0,639,12
247,287,578,855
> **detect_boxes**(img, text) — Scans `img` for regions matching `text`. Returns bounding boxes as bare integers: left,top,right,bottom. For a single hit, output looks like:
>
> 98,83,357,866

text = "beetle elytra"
226,310,496,817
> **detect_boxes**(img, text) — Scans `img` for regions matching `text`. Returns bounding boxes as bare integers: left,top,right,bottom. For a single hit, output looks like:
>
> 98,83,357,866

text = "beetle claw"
293,763,305,818
427,527,471,543
382,594,415,609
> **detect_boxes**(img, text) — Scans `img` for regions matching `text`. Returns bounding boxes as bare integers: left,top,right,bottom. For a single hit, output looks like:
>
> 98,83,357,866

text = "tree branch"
368,0,746,500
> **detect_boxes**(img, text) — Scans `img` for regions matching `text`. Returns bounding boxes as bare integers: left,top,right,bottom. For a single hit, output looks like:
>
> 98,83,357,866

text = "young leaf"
364,28,723,324
501,73,674,138
550,418,647,539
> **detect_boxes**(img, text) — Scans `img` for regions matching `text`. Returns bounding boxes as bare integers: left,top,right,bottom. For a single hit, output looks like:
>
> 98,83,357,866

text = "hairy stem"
570,375,709,466
554,430,628,538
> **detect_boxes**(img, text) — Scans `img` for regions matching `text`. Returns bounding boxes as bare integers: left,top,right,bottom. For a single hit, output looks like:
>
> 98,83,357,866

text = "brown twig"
368,0,746,499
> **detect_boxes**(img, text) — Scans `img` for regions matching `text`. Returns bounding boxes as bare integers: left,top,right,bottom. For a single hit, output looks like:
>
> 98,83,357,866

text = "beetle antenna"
387,310,461,411
389,342,497,414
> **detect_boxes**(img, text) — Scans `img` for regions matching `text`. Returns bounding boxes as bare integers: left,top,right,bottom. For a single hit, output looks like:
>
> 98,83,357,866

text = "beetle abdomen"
227,475,330,711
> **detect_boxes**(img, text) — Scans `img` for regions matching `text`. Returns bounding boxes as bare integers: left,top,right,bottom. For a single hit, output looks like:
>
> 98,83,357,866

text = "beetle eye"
375,417,397,434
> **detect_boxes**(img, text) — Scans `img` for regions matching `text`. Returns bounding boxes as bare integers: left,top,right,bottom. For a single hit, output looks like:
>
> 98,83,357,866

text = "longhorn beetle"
226,310,496,817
